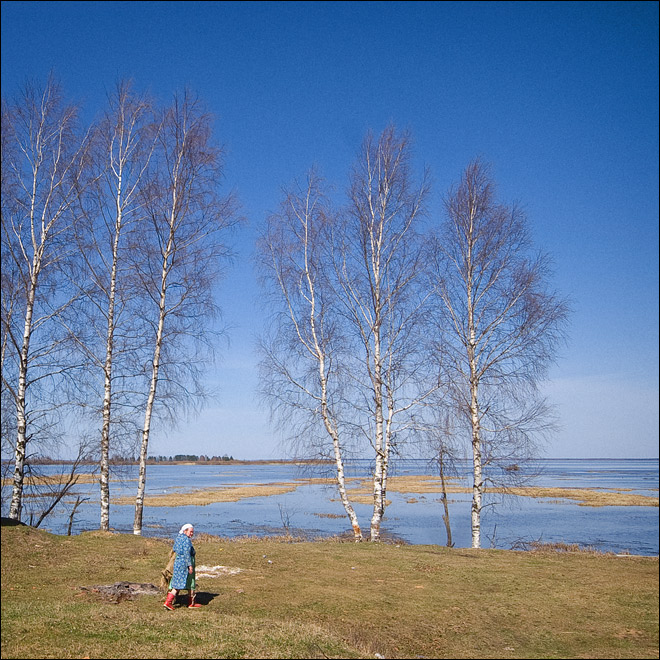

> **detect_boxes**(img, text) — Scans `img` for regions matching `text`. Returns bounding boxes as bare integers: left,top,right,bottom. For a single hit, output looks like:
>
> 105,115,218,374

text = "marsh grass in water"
115,483,301,507
109,473,659,509
1,521,658,659
340,475,658,508
1,474,102,487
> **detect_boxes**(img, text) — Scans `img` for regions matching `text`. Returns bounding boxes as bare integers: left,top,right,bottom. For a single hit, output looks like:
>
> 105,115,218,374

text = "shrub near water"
1,523,658,659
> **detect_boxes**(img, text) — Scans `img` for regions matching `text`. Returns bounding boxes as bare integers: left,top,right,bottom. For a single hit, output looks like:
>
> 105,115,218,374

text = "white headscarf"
179,523,193,534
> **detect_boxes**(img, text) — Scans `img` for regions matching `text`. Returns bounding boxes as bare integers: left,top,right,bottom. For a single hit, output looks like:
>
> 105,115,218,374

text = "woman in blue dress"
164,523,201,610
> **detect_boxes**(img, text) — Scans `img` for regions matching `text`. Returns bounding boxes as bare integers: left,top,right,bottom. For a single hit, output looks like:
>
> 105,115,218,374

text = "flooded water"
3,458,658,556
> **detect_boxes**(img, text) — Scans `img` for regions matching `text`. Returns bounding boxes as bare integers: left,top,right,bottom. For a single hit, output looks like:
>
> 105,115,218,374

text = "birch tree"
1,77,89,521
431,159,569,548
337,126,431,541
132,91,237,535
73,81,159,531
258,171,363,540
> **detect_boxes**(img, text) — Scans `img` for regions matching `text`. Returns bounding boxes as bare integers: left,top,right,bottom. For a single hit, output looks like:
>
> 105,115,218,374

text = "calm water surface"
4,458,658,556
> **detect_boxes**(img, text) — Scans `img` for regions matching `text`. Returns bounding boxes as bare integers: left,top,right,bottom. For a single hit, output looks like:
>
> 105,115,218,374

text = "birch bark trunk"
9,270,37,520
99,196,122,532
133,221,172,535
466,207,483,549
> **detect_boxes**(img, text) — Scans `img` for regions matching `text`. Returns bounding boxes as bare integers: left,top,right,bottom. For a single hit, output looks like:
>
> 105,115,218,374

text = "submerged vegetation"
103,474,657,509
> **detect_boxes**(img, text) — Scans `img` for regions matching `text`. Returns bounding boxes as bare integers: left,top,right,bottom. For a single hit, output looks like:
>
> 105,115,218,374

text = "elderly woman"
164,523,201,610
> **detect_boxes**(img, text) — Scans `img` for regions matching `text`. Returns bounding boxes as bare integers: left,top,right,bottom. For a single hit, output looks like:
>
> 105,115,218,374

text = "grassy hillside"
1,522,657,659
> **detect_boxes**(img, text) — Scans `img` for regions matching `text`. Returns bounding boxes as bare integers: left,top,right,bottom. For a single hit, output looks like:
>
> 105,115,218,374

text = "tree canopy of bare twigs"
1,76,91,521
69,80,161,531
2,79,238,533
429,159,570,548
259,126,434,541
258,170,363,540
337,126,432,540
3,75,571,550
131,91,238,535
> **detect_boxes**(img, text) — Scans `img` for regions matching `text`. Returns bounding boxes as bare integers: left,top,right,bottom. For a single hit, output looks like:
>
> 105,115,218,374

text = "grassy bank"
1,523,657,659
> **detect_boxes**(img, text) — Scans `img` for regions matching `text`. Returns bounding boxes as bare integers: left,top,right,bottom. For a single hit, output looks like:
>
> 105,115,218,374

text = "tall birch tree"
337,126,431,541
73,81,159,531
132,91,237,535
431,159,569,548
259,172,363,540
1,77,89,521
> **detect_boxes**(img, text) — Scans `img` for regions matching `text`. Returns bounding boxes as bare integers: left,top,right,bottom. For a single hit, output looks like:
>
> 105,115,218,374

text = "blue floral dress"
169,532,196,590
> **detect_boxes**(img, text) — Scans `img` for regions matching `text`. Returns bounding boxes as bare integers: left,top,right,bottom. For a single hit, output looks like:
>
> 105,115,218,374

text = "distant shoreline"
0,458,335,467
1,456,657,466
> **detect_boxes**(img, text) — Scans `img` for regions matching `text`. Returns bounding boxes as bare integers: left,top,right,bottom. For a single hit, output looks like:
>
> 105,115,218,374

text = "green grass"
1,523,658,658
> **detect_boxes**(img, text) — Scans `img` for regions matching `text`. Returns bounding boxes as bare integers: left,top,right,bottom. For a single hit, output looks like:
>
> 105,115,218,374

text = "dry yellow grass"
1,473,101,486
343,475,659,507
506,486,658,507
109,472,659,508
25,471,655,509
332,494,393,506
2,524,658,659
115,483,299,506
114,478,335,507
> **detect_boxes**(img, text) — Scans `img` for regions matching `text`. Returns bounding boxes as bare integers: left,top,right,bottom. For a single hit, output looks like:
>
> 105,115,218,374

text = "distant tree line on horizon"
148,454,235,462
4,454,236,465
2,75,569,547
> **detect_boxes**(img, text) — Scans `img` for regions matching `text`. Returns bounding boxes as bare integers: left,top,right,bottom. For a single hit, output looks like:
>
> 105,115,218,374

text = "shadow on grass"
174,591,219,607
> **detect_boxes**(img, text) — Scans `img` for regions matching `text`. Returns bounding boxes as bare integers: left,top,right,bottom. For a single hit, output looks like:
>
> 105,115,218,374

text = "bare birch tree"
1,77,90,521
336,126,431,541
72,81,159,531
131,91,237,535
258,171,363,540
430,159,569,548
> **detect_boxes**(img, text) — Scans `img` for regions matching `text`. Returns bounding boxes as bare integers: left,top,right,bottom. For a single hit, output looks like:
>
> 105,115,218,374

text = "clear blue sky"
2,1,658,459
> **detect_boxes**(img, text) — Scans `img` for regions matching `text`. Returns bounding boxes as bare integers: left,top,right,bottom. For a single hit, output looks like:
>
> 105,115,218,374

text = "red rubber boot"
163,591,176,611
188,594,201,608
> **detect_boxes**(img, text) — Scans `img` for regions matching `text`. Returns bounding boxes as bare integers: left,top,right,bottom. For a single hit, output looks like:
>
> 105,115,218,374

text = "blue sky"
2,1,658,459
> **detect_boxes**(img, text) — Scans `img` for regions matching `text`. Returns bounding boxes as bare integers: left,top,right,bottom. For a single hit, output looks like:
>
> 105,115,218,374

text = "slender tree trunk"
467,233,483,548
380,387,395,519
319,355,362,540
438,451,454,547
261,174,363,541
9,272,37,520
369,327,386,541
100,201,122,531
130,92,235,535
332,441,362,540
470,383,483,549
133,228,171,535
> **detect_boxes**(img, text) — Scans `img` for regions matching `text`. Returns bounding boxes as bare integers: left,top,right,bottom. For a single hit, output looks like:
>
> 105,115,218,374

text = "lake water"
3,458,658,556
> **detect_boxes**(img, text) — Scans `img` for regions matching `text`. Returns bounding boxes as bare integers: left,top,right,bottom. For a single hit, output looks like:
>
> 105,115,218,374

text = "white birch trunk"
100,186,123,532
319,356,362,540
466,213,483,549
302,199,362,541
9,270,38,521
133,156,176,534
470,382,482,549
369,325,386,541
133,235,170,535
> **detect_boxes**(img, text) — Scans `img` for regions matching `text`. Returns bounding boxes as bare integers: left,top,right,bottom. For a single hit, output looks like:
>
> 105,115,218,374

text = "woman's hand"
188,566,193,574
